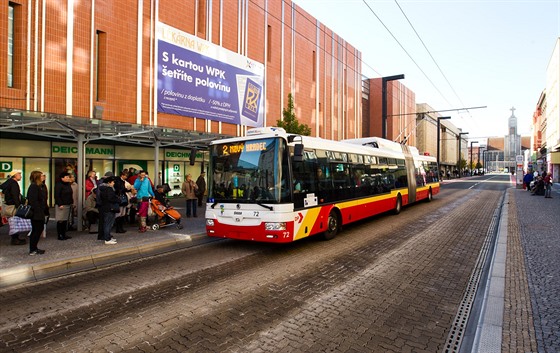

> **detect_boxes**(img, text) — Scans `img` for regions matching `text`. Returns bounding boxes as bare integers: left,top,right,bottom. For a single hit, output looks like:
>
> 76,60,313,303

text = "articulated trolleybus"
205,127,440,243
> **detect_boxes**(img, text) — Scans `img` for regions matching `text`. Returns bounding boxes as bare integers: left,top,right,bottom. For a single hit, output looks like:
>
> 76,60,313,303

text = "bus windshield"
208,137,289,204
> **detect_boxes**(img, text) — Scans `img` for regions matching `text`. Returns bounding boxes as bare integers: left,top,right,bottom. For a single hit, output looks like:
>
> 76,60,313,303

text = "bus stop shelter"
0,108,228,230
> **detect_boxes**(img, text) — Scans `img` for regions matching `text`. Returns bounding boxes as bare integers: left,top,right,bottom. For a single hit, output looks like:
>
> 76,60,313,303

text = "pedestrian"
181,174,198,217
83,190,99,232
96,171,114,240
68,173,78,231
98,175,120,244
54,171,73,240
523,171,534,191
544,172,553,198
133,170,154,232
113,170,131,233
196,172,206,207
531,176,545,196
27,171,49,255
85,170,97,199
0,169,26,245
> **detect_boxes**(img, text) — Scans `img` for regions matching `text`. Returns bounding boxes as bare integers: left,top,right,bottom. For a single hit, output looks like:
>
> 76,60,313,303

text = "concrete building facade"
544,38,560,181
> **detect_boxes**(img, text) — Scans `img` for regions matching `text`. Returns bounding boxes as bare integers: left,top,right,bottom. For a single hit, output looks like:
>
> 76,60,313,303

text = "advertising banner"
157,22,265,127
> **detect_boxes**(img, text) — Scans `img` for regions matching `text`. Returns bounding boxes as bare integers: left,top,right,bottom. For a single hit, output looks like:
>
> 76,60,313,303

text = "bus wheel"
323,210,339,240
427,188,433,202
394,194,402,215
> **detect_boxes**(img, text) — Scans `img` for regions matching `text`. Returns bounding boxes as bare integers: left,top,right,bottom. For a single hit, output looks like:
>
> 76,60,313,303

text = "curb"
0,234,202,289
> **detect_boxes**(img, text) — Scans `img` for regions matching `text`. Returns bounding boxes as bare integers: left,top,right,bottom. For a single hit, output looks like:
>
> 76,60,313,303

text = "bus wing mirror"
293,144,304,162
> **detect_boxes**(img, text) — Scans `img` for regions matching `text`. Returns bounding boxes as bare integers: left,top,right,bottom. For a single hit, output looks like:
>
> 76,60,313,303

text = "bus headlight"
265,222,286,231
206,219,215,226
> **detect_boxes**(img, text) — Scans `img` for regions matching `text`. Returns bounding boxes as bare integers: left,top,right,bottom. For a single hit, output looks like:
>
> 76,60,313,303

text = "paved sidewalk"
473,182,560,353
0,199,210,288
507,182,560,352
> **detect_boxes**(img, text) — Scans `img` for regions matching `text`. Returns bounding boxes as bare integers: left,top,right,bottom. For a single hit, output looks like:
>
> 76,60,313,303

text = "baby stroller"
149,197,183,230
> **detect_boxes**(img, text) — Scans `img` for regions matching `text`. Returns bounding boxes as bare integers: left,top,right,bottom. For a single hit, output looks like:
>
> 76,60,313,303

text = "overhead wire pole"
437,116,451,171
382,74,405,139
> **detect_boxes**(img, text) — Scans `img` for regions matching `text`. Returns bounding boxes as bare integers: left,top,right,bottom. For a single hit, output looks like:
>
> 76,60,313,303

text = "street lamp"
482,149,487,174
436,116,451,172
382,74,405,139
478,146,485,173
470,141,479,176
457,132,469,177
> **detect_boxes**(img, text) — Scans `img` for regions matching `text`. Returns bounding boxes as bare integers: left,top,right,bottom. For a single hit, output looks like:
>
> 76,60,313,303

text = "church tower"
504,107,521,170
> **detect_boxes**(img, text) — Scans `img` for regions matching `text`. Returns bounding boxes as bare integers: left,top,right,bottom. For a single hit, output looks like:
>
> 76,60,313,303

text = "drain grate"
442,194,503,353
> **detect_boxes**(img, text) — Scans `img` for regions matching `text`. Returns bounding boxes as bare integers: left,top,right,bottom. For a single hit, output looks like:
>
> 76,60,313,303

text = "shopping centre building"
0,0,363,199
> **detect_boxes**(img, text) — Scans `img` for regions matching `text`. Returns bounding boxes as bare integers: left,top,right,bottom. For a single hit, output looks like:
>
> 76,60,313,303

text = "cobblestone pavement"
0,187,503,352
2,179,558,353
511,186,560,353
502,188,538,353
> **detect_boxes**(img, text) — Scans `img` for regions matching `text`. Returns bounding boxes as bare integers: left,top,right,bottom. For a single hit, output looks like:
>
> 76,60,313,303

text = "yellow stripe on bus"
293,207,322,241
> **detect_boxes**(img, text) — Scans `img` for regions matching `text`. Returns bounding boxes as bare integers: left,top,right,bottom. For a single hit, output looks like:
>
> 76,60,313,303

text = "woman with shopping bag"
27,171,49,255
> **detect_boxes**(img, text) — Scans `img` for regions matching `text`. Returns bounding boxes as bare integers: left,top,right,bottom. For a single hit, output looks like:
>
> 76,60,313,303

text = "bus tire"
394,194,402,215
426,188,433,202
322,210,339,240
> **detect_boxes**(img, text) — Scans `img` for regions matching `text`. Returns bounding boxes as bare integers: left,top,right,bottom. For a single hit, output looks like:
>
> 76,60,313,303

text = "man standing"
196,172,206,207
0,169,26,245
98,176,120,244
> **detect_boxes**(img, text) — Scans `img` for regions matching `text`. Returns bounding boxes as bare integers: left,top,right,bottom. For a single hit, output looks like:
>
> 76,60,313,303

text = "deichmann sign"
0,161,13,172
164,150,203,161
51,144,114,158
156,22,265,127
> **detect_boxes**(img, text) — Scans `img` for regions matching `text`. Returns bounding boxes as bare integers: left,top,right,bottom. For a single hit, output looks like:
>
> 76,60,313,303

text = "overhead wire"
361,0,454,108
250,0,474,133
393,0,474,125
250,0,406,106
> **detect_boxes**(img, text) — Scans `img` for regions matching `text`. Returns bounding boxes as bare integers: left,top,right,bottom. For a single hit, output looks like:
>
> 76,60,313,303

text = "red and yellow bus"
205,127,440,242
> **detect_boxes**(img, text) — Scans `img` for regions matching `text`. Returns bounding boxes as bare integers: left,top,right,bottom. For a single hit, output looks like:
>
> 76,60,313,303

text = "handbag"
15,204,33,219
110,203,121,213
1,204,16,217
119,193,128,206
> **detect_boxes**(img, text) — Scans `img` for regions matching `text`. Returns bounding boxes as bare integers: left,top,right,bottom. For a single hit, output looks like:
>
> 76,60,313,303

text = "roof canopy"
0,108,228,149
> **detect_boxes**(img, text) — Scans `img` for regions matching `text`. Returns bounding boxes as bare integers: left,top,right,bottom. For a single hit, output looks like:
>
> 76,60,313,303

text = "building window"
197,0,206,36
312,50,316,81
95,30,107,101
267,25,272,62
7,3,15,88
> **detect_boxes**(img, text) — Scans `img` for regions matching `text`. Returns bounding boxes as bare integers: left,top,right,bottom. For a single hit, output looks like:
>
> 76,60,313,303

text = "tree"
276,93,311,136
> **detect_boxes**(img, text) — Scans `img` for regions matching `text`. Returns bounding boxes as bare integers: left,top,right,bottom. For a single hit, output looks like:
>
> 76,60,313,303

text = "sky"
292,0,560,141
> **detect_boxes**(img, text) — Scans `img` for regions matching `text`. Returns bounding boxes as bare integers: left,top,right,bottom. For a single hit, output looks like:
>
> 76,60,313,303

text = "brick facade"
0,0,362,140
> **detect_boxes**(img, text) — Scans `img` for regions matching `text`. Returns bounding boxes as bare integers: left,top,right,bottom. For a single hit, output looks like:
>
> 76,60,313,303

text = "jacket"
98,183,120,213
54,180,73,206
27,183,49,221
181,180,198,200
0,178,22,207
196,175,206,195
134,177,154,199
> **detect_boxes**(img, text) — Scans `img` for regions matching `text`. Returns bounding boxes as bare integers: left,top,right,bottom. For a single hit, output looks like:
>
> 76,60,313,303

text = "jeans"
545,183,552,197
185,199,197,217
102,211,116,241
